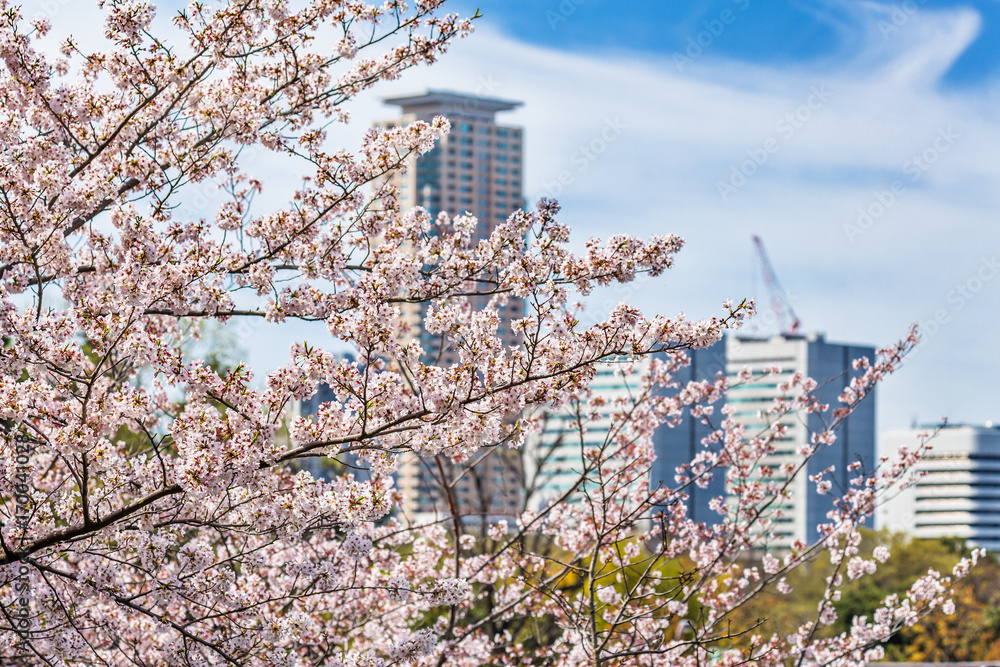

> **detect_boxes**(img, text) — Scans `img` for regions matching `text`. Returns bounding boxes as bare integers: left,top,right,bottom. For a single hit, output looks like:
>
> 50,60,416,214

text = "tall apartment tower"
376,91,527,522
726,333,876,548
879,424,1000,551
378,91,527,363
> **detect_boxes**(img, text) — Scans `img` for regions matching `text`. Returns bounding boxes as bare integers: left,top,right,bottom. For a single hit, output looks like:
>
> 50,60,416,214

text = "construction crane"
751,235,800,336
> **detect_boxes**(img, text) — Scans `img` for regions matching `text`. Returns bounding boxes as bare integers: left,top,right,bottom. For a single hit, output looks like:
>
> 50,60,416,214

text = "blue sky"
453,0,1000,86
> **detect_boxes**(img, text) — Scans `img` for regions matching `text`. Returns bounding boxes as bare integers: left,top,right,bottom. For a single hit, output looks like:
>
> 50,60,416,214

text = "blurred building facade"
378,90,526,364
879,424,1000,551
524,333,877,545
376,90,527,522
649,345,728,526
523,359,653,511
726,333,876,548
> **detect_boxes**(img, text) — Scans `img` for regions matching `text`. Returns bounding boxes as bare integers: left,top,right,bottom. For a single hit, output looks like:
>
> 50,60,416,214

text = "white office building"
878,424,1000,551
524,332,877,544
523,359,653,511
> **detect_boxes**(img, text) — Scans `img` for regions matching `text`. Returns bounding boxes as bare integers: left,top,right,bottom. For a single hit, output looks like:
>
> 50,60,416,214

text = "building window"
460,162,472,170
479,126,490,134
478,139,490,147
460,174,472,182
460,123,472,132
497,128,509,137
460,149,472,157
460,136,473,145
496,166,508,174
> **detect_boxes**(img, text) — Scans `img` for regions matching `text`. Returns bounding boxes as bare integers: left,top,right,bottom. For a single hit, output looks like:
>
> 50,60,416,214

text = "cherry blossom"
0,1,973,666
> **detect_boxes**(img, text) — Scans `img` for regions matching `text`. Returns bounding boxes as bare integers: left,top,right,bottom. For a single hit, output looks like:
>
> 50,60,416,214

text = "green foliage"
724,530,1000,661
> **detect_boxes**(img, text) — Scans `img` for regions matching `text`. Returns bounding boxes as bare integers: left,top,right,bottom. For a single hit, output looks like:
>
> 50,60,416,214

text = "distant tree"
884,542,1000,662
728,530,1000,663
0,1,979,665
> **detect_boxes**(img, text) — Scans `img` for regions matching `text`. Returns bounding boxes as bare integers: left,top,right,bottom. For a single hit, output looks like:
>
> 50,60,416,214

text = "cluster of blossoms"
0,1,976,666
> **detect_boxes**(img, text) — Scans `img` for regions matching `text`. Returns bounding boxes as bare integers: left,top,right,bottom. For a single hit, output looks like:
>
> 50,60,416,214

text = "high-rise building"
376,91,526,522
650,345,728,526
378,90,527,363
524,333,877,543
380,91,524,232
725,332,876,548
878,424,1000,551
523,358,653,512
524,346,727,518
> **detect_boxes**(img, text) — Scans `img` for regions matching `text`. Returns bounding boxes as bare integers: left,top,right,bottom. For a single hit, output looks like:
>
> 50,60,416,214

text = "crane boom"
752,235,800,336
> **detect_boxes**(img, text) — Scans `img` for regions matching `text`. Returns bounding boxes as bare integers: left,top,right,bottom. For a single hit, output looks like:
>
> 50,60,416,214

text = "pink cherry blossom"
0,2,972,666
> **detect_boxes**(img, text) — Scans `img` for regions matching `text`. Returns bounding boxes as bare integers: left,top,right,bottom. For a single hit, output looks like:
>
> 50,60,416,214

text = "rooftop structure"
383,90,522,120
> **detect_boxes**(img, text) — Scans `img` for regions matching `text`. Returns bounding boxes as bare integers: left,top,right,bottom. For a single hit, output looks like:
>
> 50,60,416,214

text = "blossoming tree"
0,1,979,665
